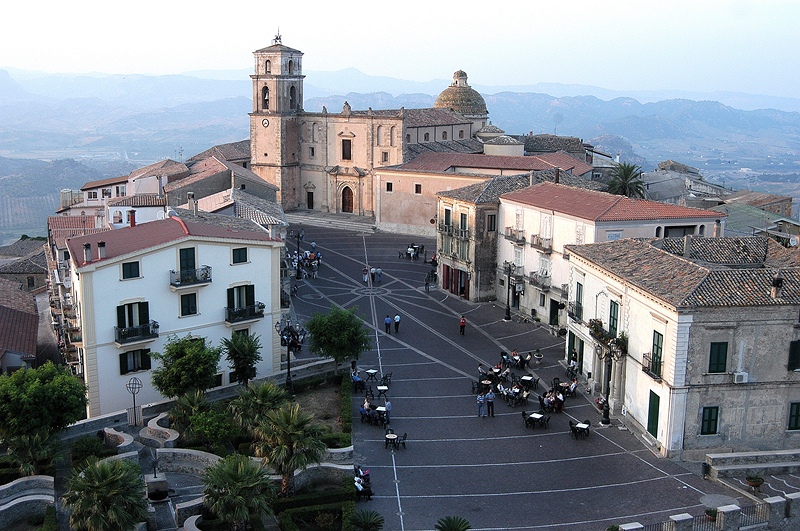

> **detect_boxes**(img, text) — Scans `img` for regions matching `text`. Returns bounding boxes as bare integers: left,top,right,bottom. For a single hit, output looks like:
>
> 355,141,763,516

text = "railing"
114,320,159,344
503,227,525,245
740,502,769,527
528,272,552,291
225,302,265,323
437,223,453,235
567,301,583,322
454,228,470,239
170,266,212,287
640,521,675,531
642,352,663,381
529,234,553,253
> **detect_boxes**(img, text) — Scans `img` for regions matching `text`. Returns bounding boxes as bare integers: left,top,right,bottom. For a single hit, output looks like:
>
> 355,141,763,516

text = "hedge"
278,501,356,531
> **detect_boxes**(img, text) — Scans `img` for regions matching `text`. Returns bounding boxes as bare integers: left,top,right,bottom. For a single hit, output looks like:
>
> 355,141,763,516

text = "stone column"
717,504,741,531
669,513,693,531
764,496,786,529
786,492,800,528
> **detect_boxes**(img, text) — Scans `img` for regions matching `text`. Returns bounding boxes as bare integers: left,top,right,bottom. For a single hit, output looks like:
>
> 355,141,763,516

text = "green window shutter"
245,285,255,306
117,306,126,328
227,288,235,309
119,353,128,375
141,350,151,370
709,342,728,373
789,340,800,371
139,302,149,325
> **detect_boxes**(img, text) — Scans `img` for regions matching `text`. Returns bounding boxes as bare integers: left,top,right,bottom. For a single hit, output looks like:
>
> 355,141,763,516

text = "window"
390,126,396,146
341,139,352,160
789,402,800,430
701,406,719,435
309,146,315,158
116,185,126,197
460,213,468,230
652,331,664,377
262,86,269,110
179,247,196,273
424,133,430,141
382,151,389,163
406,134,411,143
415,184,422,194
227,285,255,309
575,282,584,320
606,231,622,241
122,261,140,279
289,86,296,110
232,247,248,264
112,210,123,224
102,188,112,199
487,214,497,232
117,301,149,328
119,349,151,375
655,227,662,237
609,301,619,337
539,293,546,307
265,60,271,74
27,277,35,289
180,293,197,317
376,126,383,146
444,208,451,226
87,191,98,200
442,131,448,140
708,342,728,373
386,182,393,192
459,130,465,139
789,340,800,371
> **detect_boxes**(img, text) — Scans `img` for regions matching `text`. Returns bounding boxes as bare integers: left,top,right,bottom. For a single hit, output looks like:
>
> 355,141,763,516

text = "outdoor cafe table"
529,412,543,420
377,385,389,399
576,422,590,437
479,380,492,391
385,432,398,448
365,369,379,381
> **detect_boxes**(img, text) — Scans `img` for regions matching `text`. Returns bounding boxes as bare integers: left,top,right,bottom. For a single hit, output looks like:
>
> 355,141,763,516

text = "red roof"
67,216,277,267
394,151,593,176
502,182,725,222
0,278,37,357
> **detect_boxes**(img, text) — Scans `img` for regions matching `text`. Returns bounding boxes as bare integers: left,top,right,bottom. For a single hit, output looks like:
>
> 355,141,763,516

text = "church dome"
434,70,488,117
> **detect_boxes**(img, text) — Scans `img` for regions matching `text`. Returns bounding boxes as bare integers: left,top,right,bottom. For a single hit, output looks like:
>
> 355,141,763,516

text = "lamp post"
596,343,623,425
288,229,304,280
125,377,142,426
503,261,516,321
275,317,298,395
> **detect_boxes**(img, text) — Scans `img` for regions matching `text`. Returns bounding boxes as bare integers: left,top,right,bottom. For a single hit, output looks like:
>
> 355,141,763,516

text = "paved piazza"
288,225,752,531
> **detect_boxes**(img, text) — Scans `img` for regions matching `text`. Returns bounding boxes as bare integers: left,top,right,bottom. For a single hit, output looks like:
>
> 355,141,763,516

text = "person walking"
376,267,382,282
370,266,376,283
394,313,400,333
485,388,496,417
477,392,486,418
311,241,316,252
362,267,369,283
459,315,466,335
424,273,430,292
384,315,392,333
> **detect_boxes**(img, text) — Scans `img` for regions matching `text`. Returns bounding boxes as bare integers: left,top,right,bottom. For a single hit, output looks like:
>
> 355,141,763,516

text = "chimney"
83,243,91,263
98,241,106,259
555,168,560,184
714,219,721,238
683,235,692,257
771,271,784,299
615,153,621,163
529,170,534,187
129,209,136,227
187,192,197,215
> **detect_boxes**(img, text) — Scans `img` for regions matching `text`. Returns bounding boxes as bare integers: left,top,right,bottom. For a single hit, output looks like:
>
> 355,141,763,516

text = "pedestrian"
477,392,485,417
384,315,392,333
362,267,369,283
394,313,400,333
376,267,382,282
370,266,376,283
424,273,430,292
485,388,496,417
311,241,316,252
459,315,466,335
384,398,392,423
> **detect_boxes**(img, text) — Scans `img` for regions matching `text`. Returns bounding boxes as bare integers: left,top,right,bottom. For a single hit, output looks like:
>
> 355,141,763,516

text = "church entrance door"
342,187,354,213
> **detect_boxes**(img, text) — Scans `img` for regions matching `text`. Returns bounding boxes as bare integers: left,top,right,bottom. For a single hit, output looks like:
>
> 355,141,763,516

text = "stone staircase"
284,210,377,233
706,448,800,479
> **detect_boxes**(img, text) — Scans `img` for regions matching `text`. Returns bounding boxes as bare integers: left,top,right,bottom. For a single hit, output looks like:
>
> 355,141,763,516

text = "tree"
151,334,222,398
253,402,327,497
221,333,262,387
305,307,372,367
168,389,211,442
350,509,385,531
228,381,289,436
6,430,61,476
190,407,237,451
0,361,87,439
62,458,148,531
435,516,472,531
203,453,276,531
608,162,646,199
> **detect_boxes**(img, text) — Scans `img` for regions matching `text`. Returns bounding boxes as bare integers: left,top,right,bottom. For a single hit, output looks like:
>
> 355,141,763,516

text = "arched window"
265,60,271,74
289,86,296,110
262,86,269,111
699,225,705,236
112,210,123,224
442,131,448,140
312,122,318,143
390,126,396,146
459,129,465,139
655,227,662,237
424,133,430,141
406,134,411,143
288,60,294,74
376,126,384,146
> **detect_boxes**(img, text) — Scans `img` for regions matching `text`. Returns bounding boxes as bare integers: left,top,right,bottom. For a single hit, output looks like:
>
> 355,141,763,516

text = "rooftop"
393,151,593,175
188,140,251,163
107,194,167,208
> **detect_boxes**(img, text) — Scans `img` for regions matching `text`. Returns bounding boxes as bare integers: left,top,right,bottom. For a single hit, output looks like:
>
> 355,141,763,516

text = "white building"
65,212,283,417
565,236,800,458
496,182,725,343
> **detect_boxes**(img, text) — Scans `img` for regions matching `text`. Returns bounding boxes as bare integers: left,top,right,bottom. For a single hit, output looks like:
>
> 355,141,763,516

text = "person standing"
384,315,392,333
370,266,376,283
362,267,369,283
376,267,382,282
485,388,496,417
477,392,486,418
459,315,466,335
394,313,400,333
311,241,316,252
384,398,392,424
424,273,430,292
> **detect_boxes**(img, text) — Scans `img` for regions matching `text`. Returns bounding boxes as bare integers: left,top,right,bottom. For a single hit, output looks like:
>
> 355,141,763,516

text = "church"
248,34,492,218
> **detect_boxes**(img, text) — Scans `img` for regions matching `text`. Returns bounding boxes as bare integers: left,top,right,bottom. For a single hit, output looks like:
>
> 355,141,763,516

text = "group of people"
354,464,373,500
362,265,383,284
501,349,532,371
360,394,392,426
383,314,401,333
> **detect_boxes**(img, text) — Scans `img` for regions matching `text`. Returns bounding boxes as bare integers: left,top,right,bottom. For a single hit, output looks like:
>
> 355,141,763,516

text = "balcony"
114,320,159,345
437,223,453,235
642,352,663,381
504,227,526,245
225,302,266,324
529,234,553,254
528,272,552,291
170,266,212,288
567,301,583,322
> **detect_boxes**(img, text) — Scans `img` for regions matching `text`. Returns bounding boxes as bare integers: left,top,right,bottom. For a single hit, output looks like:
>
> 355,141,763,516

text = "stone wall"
0,476,54,529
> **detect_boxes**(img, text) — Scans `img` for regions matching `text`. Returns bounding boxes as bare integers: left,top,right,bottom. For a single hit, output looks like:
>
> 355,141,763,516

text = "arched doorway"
341,187,354,213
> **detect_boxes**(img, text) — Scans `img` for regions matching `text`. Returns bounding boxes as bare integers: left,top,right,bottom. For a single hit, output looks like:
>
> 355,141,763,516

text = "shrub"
70,435,115,466
41,506,57,531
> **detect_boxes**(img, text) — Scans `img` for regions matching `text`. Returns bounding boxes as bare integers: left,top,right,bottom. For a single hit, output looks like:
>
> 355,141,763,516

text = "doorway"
647,391,660,437
306,191,314,210
548,298,560,326
341,187,353,213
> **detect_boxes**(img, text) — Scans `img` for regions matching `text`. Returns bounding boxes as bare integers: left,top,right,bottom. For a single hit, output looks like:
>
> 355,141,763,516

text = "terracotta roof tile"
0,250,47,275
396,152,591,174
107,194,167,207
188,140,251,163
402,108,473,127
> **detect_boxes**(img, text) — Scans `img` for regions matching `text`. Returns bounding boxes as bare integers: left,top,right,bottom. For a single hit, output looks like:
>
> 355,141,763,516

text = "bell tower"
250,33,304,207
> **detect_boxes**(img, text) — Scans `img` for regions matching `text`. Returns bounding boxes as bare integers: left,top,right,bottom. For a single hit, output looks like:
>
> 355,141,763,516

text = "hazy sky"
4,0,799,98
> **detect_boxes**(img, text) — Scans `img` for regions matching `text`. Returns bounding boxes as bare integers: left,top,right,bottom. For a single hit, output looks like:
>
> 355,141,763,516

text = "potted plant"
534,349,543,364
705,508,717,521
746,475,764,487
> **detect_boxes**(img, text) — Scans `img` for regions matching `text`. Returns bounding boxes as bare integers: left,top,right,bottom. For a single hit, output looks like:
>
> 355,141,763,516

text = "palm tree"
434,516,472,531
6,430,61,476
203,453,276,531
350,509,385,531
252,402,327,497
168,389,210,444
228,380,289,435
221,333,263,387
608,162,646,199
62,457,148,531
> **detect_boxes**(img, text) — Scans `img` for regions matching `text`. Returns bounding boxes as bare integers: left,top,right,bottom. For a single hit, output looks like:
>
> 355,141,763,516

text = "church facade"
248,35,489,217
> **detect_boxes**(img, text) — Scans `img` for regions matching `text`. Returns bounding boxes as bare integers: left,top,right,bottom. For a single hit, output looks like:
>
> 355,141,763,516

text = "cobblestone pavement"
287,225,750,531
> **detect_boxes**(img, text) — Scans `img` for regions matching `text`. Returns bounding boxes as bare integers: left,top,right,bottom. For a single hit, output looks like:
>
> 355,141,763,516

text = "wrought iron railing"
642,352,663,381
567,301,583,322
437,223,453,235
225,302,266,323
529,234,553,253
170,266,212,286
528,272,552,290
454,228,470,239
504,227,526,245
114,320,159,344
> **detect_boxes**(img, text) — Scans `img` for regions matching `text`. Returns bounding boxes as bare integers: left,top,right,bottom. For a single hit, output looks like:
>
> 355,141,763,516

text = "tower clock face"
262,118,270,127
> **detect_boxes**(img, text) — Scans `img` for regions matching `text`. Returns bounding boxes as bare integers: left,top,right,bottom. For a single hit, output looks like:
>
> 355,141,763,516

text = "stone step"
706,449,800,467
284,211,377,234
710,460,800,479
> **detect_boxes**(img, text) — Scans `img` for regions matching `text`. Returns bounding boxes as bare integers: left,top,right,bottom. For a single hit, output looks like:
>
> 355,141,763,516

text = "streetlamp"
596,343,623,425
503,261,516,321
125,377,142,426
275,317,299,395
288,229,304,280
